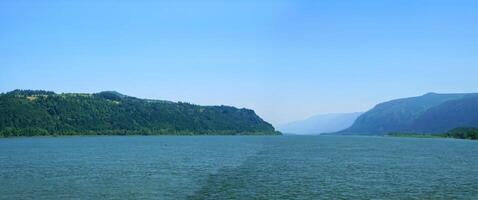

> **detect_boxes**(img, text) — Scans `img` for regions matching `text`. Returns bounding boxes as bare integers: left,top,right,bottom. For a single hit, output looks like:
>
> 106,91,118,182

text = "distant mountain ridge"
277,112,363,135
410,94,478,133
0,90,279,137
339,92,478,135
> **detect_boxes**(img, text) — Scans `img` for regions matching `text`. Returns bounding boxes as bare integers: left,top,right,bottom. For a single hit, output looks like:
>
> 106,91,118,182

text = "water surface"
1,136,477,199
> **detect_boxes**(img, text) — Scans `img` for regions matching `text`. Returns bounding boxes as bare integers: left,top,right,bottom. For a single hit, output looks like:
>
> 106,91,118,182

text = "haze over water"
1,136,477,199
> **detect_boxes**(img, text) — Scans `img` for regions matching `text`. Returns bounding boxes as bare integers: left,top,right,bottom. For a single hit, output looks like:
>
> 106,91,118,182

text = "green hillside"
0,90,279,137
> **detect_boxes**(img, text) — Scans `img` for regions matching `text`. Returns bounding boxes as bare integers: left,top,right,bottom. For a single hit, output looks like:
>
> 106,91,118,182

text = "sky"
1,0,477,125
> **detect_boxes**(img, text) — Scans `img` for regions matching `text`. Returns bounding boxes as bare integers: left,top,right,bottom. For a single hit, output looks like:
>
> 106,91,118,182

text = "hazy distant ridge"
277,112,363,135
339,92,478,135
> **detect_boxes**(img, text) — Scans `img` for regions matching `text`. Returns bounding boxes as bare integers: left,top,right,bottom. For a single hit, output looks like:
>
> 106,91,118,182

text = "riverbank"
387,127,478,140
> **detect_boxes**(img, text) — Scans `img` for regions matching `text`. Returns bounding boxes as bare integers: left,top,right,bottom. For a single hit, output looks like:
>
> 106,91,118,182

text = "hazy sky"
1,0,477,125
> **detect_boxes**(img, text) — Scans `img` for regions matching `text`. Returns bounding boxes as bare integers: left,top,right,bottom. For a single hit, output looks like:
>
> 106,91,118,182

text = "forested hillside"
0,90,279,137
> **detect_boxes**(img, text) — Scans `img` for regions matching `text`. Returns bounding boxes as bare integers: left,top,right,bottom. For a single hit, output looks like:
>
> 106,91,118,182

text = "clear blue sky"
1,0,477,125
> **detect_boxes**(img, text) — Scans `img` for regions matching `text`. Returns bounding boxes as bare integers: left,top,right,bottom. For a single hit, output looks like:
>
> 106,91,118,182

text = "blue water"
1,136,477,199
